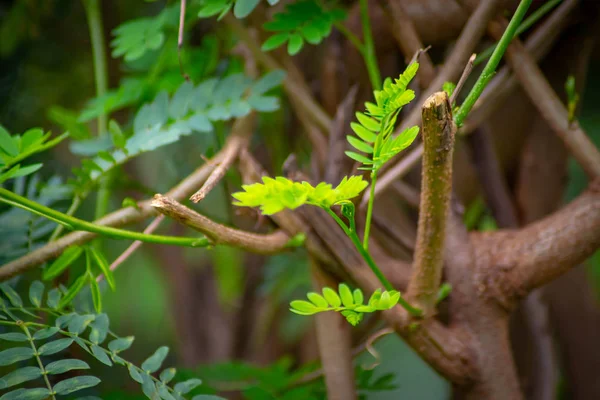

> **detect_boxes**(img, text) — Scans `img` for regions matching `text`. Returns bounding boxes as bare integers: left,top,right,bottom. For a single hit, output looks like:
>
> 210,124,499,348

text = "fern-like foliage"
198,0,279,20
111,4,179,62
232,175,368,215
261,0,346,55
0,176,72,265
0,126,68,184
290,284,401,326
0,281,222,400
346,63,421,171
70,71,284,196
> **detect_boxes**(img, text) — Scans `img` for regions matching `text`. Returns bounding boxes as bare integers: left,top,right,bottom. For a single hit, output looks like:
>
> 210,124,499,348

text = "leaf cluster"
198,0,279,20
0,176,72,265
232,175,368,215
346,63,420,171
42,245,115,313
70,71,284,196
0,281,220,400
261,0,346,55
111,4,179,62
0,126,67,184
290,284,402,326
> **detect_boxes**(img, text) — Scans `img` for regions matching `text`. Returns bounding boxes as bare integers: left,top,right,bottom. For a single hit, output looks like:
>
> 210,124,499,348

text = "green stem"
359,0,382,90
22,324,56,400
363,171,377,250
0,188,208,247
49,195,82,241
454,0,532,126
333,21,364,53
82,0,111,220
324,208,422,316
473,0,561,66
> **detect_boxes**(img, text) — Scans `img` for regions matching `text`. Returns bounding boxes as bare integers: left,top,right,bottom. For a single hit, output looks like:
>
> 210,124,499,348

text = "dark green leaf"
0,332,28,342
46,288,61,309
32,327,59,341
174,378,203,394
128,365,144,384
90,279,102,313
58,275,89,309
108,336,135,353
142,346,169,373
89,313,109,344
0,347,35,366
28,281,44,308
91,344,112,366
45,359,90,375
43,246,84,280
141,372,157,399
159,368,176,384
233,0,260,18
68,314,95,335
89,247,115,291
53,376,101,395
192,396,226,400
38,338,73,356
0,387,51,400
0,367,41,390
0,283,23,307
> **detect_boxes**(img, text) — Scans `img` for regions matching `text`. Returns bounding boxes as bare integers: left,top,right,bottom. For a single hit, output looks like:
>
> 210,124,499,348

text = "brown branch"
461,0,576,136
377,0,436,85
311,263,357,400
371,0,501,201
473,180,600,300
450,53,476,105
190,115,254,202
151,194,293,255
488,17,600,178
408,92,456,315
467,128,518,228
0,127,253,281
224,15,332,132
97,215,166,283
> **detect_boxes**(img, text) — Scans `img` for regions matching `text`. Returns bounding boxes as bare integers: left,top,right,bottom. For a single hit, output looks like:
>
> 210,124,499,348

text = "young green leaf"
338,284,354,307
58,275,89,309
322,287,341,308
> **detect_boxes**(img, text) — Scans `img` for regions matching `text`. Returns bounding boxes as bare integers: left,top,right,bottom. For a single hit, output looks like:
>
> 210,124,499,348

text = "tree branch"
0,131,245,281
377,0,435,85
311,263,357,400
151,194,294,255
473,180,600,300
190,114,254,202
408,92,456,315
488,17,600,178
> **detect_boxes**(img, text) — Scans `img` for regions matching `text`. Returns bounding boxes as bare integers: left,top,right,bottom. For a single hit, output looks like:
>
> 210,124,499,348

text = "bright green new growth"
565,74,579,123
290,284,401,326
232,175,368,215
346,63,420,171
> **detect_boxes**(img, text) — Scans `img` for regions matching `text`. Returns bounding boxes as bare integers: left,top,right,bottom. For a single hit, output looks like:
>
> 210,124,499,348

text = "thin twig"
178,0,190,81
97,215,165,283
450,53,476,105
488,18,600,178
152,195,294,254
190,115,254,202
407,92,456,315
0,126,252,280
377,0,435,85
